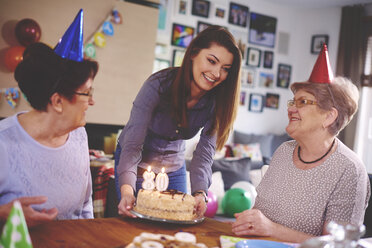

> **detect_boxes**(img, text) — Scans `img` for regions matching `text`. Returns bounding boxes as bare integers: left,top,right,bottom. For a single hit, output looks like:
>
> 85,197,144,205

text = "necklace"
298,139,336,164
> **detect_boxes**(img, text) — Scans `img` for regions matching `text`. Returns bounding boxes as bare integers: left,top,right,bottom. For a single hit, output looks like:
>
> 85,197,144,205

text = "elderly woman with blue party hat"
0,9,98,226
231,44,370,243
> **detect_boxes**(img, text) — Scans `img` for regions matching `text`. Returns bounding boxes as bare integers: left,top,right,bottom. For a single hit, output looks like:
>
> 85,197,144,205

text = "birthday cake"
125,232,207,248
134,189,196,221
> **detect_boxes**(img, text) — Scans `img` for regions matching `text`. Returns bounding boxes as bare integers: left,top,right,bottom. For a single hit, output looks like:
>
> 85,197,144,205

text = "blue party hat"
54,9,84,62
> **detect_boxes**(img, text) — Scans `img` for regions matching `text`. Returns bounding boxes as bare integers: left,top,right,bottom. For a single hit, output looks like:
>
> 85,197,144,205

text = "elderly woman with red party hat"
231,44,370,243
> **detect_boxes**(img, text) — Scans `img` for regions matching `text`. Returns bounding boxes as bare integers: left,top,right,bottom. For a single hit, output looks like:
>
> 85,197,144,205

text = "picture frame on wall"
249,12,277,48
248,93,264,112
172,49,186,66
175,0,188,15
259,72,274,88
246,47,261,67
311,34,329,54
265,93,280,109
277,63,291,88
228,2,249,27
153,58,170,73
197,21,212,34
191,0,210,18
215,5,226,19
240,91,246,105
171,23,195,48
263,51,274,69
241,67,256,88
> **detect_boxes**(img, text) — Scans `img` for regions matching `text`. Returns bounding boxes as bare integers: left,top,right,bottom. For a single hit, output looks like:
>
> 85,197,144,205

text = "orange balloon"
4,46,25,72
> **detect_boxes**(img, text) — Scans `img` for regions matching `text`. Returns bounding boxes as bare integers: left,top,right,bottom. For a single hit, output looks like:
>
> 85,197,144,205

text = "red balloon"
15,18,41,46
4,46,25,72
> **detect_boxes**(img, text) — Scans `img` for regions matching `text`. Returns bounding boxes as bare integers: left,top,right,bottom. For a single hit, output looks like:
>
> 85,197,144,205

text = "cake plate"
130,210,205,225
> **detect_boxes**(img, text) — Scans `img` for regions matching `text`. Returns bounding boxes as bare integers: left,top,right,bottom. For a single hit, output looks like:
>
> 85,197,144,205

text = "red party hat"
308,43,334,84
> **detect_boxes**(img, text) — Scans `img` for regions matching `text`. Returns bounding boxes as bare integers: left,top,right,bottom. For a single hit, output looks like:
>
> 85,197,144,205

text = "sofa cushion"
231,143,263,162
233,131,274,158
212,157,264,191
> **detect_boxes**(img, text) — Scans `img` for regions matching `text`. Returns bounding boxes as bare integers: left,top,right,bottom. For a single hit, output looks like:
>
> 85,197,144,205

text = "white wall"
157,0,342,135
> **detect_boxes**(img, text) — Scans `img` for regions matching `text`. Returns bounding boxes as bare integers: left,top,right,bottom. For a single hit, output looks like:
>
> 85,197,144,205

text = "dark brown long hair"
170,25,241,150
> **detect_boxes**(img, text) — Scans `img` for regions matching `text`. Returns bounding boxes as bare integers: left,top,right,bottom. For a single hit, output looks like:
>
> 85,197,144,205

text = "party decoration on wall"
5,88,20,108
222,188,251,217
204,190,218,218
93,32,106,48
15,18,41,47
84,44,96,59
4,46,25,72
111,9,122,24
0,201,33,248
84,8,122,59
54,9,84,62
102,21,114,36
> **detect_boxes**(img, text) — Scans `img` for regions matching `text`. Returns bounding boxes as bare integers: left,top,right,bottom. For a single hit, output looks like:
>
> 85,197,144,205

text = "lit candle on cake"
142,166,155,190
155,167,169,192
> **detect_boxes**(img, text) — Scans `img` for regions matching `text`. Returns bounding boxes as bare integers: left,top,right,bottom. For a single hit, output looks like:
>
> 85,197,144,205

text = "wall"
0,0,159,125
157,0,342,135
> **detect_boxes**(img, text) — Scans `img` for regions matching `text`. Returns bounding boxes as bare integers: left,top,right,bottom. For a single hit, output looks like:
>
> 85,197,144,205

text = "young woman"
115,25,242,217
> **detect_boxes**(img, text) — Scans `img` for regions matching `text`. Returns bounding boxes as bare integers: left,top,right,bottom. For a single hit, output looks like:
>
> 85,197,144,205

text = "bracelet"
192,190,208,203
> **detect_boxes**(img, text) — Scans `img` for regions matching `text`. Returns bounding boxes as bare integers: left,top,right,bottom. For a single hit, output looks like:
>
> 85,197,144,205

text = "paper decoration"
5,88,20,108
83,8,122,58
0,201,33,248
102,21,114,36
142,166,155,190
84,44,96,59
155,167,169,191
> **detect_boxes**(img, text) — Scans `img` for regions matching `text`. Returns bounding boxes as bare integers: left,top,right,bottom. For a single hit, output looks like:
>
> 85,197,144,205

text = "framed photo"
258,72,274,88
240,91,246,105
249,12,277,48
175,0,188,15
241,67,256,88
197,21,212,34
265,93,280,109
277,63,291,88
248,93,264,112
153,58,170,73
172,49,185,66
263,51,274,69
246,47,261,67
228,2,249,27
171,23,195,48
215,6,226,19
311,35,329,54
192,0,210,18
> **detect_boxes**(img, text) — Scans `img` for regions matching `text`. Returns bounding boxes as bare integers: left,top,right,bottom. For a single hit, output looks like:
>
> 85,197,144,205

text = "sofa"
185,130,292,218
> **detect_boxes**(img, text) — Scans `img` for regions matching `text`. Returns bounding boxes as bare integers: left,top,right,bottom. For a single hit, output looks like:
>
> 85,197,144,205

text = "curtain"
336,5,366,148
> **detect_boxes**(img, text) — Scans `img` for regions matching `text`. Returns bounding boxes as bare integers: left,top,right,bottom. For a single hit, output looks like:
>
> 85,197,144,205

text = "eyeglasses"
287,99,317,108
74,88,94,98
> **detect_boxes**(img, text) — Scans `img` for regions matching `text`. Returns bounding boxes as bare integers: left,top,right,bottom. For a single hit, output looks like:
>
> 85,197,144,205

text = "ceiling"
261,0,372,8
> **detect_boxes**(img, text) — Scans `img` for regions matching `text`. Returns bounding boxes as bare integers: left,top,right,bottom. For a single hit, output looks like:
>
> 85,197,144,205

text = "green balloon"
222,188,252,217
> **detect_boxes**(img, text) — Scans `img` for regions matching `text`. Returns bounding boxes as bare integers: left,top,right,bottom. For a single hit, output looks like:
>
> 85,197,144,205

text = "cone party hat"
0,201,33,248
54,9,84,62
308,43,334,84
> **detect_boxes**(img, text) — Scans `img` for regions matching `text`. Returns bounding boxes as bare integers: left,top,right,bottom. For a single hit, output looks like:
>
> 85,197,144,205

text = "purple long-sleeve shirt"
117,68,217,194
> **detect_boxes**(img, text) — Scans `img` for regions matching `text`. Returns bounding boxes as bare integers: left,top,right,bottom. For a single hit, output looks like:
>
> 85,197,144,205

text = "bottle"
299,221,365,248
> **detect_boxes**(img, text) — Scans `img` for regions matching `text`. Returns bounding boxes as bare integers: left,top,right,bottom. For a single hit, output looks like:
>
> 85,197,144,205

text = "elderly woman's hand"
232,209,275,237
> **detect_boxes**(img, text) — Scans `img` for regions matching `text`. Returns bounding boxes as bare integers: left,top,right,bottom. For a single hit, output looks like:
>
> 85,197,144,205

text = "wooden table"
28,217,276,247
